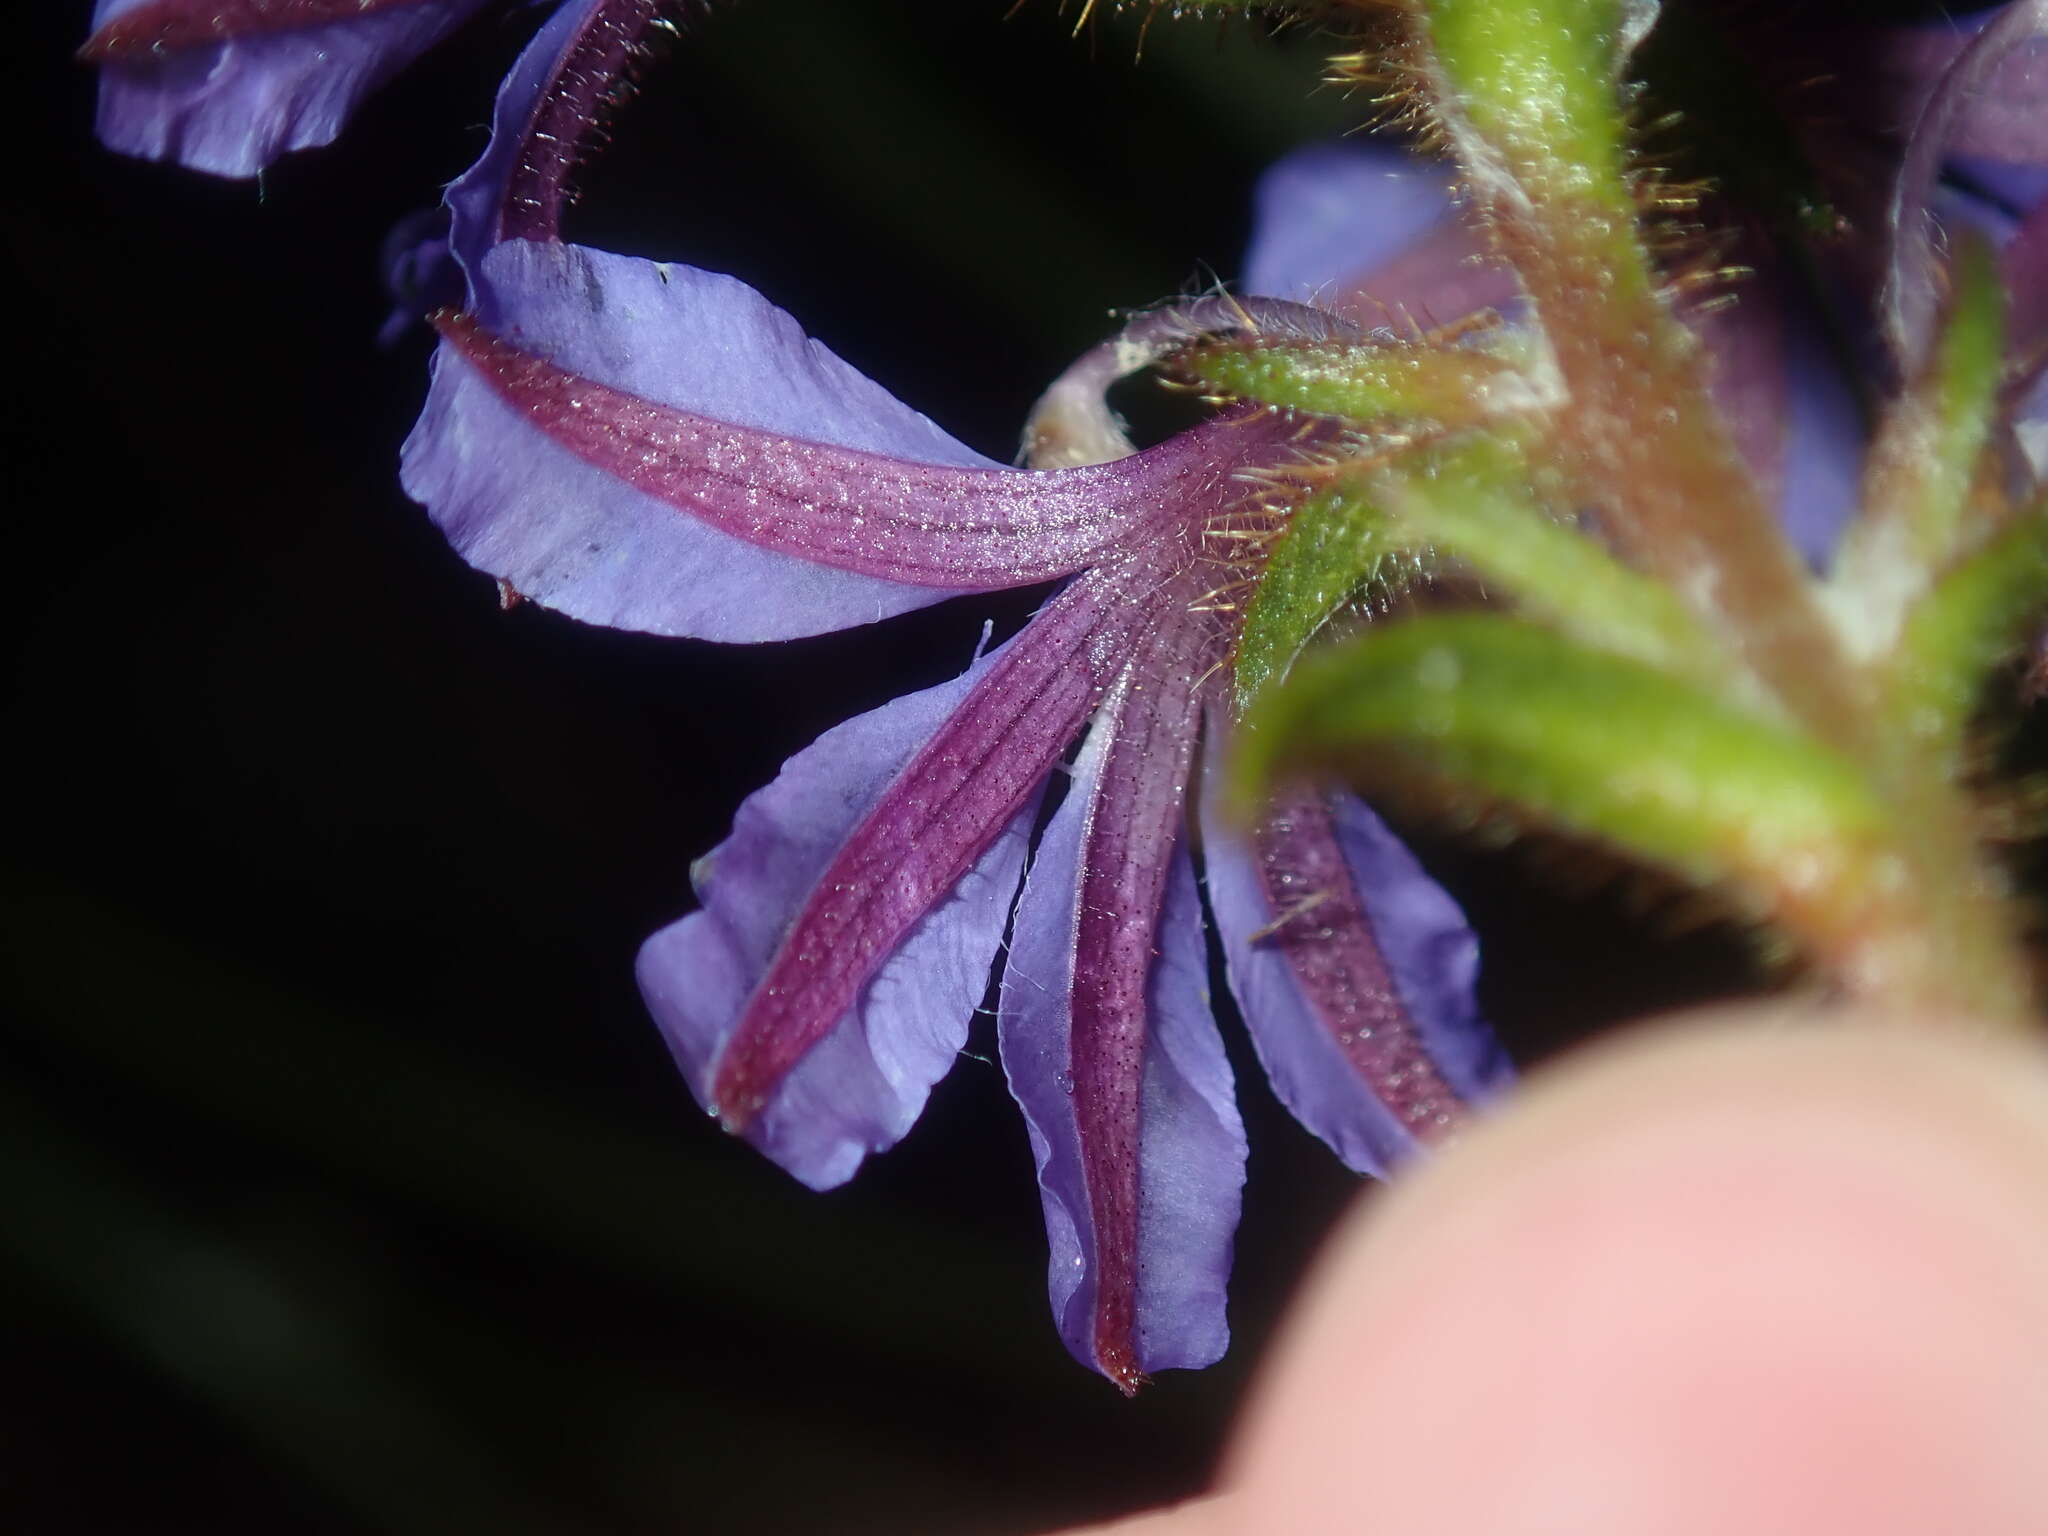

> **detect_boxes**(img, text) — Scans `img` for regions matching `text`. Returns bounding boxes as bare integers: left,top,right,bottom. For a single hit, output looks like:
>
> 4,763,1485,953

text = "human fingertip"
1222,1003,2048,1536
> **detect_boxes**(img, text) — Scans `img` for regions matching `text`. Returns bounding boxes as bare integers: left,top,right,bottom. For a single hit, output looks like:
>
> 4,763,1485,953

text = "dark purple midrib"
497,0,667,244
1065,604,1216,1395
707,568,1144,1127
82,0,436,59
438,312,1220,586
1253,791,1464,1138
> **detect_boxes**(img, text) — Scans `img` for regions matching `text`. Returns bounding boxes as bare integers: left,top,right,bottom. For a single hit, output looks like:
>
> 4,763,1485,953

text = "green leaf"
1372,435,1752,700
1891,504,2048,756
1177,336,1544,427
1234,486,1414,717
1233,611,1888,904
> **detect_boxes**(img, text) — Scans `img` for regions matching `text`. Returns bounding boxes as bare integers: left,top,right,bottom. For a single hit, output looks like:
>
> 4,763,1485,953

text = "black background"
12,3,1764,1531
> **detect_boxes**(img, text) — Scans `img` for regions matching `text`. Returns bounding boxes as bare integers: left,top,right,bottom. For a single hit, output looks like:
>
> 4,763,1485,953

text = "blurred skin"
1066,1003,2048,1536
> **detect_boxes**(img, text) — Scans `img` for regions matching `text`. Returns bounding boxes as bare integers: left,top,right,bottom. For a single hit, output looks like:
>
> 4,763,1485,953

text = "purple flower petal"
999,608,1245,1392
1874,15,2048,166
1692,259,1869,568
402,241,1215,637
85,0,490,177
1887,0,2048,368
444,0,669,290
637,641,1048,1191
1202,750,1509,1179
1778,290,1871,567
1242,143,1517,328
645,567,1143,1187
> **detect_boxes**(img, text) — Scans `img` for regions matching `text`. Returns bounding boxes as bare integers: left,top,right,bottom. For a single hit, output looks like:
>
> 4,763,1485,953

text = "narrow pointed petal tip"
85,0,489,176
1204,746,1511,1179
1001,655,1247,1392
638,652,1044,1191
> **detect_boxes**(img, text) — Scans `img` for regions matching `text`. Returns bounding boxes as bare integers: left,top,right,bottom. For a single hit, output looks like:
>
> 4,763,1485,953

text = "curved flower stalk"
393,0,1511,1390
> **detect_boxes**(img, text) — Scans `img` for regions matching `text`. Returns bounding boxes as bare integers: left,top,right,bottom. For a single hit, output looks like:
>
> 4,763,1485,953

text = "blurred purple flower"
395,0,1511,1390
1760,2,2048,407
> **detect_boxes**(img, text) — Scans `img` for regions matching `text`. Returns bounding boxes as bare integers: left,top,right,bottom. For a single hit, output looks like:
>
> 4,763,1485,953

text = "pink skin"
1065,1008,2048,1535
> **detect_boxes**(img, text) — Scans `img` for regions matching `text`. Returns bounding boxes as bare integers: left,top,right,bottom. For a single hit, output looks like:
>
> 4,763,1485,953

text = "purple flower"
1758,4,2048,400
397,0,1510,1390
1875,1,2048,442
81,0,497,175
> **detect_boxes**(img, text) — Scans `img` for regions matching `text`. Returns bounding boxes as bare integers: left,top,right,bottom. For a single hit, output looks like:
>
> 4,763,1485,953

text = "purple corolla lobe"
443,0,677,276
84,0,492,176
1881,0,2048,375
1204,776,1507,1180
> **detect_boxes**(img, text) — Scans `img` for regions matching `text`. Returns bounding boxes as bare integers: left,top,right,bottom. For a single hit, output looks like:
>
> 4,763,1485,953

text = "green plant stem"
1408,0,2039,1027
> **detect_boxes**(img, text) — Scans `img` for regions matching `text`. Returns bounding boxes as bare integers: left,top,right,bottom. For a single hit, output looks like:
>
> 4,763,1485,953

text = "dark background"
11,3,1760,1531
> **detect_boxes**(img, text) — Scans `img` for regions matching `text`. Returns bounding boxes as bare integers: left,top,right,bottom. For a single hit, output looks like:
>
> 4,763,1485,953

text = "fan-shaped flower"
397,0,1512,1390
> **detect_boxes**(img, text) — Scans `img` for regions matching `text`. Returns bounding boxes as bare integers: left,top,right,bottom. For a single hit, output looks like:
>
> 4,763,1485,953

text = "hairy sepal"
1232,612,1891,945
1829,235,2012,663
1234,486,1409,718
1175,335,1548,429
1366,436,1753,703
1890,505,2048,764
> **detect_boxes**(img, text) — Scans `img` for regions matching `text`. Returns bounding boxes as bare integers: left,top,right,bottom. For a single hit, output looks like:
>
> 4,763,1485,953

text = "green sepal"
1897,231,2006,561
1372,435,1748,698
1232,611,1888,904
1234,485,1415,717
1827,233,2008,656
1890,503,2048,756
1178,337,1540,428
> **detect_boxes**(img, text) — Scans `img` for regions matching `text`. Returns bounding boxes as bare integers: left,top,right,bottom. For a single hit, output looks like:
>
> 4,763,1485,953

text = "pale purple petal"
1778,293,1870,567
646,569,1141,1189
1694,261,1869,567
638,644,1041,1191
1242,143,1517,328
1905,21,2048,166
445,0,661,290
999,618,1244,1391
1887,0,2048,367
403,240,1251,636
1202,745,1509,1179
86,0,490,177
